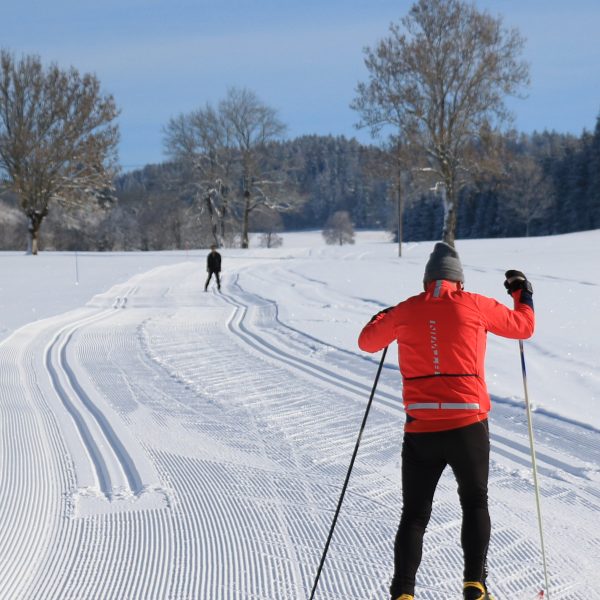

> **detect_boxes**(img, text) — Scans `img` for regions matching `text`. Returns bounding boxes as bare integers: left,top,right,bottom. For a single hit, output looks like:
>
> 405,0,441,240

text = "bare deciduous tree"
259,230,283,248
352,0,529,246
164,87,295,249
164,105,235,247
219,87,289,248
0,50,119,254
253,208,284,248
361,138,414,256
322,210,355,246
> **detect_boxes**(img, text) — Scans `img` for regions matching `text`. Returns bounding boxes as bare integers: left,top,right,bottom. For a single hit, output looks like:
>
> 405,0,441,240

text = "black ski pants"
205,270,221,291
389,420,490,598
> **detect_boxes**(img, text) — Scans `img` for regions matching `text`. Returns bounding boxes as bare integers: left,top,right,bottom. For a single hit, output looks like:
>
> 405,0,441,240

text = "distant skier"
205,244,222,292
358,242,535,600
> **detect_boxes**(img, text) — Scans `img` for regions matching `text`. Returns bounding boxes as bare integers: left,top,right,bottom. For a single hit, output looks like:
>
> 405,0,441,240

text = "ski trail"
2,257,598,598
226,269,580,485
45,309,132,497
42,283,161,506
219,279,401,411
222,272,599,488
0,336,65,598
223,264,600,598
1,274,169,597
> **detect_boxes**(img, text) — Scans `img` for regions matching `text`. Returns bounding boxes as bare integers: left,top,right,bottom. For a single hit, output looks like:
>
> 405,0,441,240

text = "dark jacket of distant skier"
357,242,534,600
207,248,221,273
205,246,222,292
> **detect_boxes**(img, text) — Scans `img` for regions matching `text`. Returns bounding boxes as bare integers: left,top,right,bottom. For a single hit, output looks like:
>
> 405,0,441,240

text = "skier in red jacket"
358,242,534,600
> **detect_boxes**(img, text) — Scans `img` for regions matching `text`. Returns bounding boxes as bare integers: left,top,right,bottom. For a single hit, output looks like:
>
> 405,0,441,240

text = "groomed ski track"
1,255,599,599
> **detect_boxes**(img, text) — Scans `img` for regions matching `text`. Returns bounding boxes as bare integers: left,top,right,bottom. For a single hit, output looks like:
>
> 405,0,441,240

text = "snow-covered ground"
1,230,598,599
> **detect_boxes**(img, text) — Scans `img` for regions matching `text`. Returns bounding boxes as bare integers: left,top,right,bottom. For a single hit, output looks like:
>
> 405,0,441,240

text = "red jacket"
358,280,535,432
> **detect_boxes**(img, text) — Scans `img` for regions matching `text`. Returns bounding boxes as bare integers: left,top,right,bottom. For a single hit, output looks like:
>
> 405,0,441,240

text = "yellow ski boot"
463,581,494,600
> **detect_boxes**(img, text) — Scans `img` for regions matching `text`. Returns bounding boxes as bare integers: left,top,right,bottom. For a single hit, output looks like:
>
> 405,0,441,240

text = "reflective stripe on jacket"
358,280,535,432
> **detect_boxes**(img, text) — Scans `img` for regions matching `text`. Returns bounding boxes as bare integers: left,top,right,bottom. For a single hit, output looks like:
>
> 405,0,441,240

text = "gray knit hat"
423,242,464,284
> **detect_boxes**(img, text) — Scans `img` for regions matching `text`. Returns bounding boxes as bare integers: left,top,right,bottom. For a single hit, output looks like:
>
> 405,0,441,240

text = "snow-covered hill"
1,231,598,598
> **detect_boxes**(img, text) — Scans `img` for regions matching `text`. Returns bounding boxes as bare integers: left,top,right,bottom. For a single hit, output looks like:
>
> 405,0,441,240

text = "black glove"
504,270,533,295
369,306,393,323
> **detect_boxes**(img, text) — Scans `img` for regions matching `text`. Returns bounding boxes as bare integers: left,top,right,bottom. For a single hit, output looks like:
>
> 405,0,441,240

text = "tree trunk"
396,181,403,257
218,196,229,247
217,220,224,247
441,183,458,247
31,228,40,255
26,208,47,255
203,195,217,246
241,191,250,249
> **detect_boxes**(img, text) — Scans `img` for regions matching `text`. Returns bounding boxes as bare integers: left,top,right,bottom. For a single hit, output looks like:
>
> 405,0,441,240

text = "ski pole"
519,340,551,599
309,346,388,600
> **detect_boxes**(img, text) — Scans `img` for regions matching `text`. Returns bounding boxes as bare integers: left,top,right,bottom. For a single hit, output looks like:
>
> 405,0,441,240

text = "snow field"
0,230,599,598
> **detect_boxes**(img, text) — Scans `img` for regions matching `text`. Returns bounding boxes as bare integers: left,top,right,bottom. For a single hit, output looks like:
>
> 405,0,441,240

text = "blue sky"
3,0,600,170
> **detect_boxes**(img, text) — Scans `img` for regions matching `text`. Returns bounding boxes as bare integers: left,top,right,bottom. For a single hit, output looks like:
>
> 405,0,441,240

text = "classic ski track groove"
0,315,85,598
222,273,600,498
45,308,142,498
219,268,600,598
